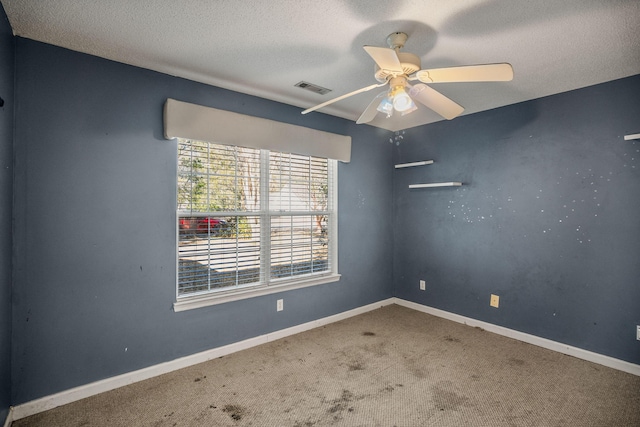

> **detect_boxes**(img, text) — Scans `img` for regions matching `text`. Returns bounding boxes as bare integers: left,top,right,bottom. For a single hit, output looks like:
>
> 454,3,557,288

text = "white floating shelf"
624,133,640,141
395,160,434,169
409,182,463,189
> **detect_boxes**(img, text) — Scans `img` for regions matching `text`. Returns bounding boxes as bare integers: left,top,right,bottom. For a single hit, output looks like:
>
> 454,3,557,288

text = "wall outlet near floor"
637,325,640,341
490,294,500,308
277,299,283,312
420,280,426,291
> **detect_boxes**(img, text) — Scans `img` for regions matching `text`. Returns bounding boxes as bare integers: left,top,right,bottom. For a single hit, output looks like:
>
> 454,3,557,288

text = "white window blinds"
269,152,332,279
177,139,336,299
178,141,263,294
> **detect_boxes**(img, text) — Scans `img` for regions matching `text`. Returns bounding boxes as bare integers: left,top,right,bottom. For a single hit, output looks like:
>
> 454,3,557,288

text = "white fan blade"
363,46,404,74
409,84,464,120
356,91,388,124
301,83,386,115
416,63,513,83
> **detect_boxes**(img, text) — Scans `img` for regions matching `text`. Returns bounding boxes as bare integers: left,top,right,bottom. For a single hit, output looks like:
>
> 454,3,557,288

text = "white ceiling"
2,0,639,131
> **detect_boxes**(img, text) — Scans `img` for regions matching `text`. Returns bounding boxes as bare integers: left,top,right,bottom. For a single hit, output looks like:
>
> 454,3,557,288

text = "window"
176,138,338,309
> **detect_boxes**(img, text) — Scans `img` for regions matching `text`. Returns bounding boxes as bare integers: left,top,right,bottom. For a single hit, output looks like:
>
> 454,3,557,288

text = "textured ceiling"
2,0,639,131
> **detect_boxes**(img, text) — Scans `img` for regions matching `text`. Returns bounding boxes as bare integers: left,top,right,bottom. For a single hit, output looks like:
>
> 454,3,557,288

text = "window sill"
173,273,341,312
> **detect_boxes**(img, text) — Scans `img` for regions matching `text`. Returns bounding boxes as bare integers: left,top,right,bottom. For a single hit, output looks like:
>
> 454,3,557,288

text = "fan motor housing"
374,52,421,82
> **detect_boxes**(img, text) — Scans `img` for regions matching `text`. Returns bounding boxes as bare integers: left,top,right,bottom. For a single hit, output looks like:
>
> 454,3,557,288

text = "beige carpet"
14,304,640,426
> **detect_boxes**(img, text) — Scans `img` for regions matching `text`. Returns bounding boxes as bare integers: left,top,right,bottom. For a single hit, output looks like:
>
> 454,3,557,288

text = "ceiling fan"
301,32,513,124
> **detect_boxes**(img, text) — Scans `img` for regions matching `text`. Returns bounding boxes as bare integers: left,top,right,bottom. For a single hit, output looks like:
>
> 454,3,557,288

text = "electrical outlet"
490,294,500,308
419,280,426,291
637,325,640,341
277,299,283,312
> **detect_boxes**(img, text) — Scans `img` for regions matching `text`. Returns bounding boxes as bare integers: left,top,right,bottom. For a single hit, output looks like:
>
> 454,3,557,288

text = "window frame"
174,140,340,312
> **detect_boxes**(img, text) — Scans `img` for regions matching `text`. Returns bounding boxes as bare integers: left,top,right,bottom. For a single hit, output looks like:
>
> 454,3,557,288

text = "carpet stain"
222,404,246,421
327,389,356,415
508,358,525,366
348,360,365,371
432,383,469,412
444,335,461,343
404,357,428,379
362,331,376,336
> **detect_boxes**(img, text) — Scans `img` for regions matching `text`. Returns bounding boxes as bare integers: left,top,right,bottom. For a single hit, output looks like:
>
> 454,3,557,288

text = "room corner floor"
13,304,640,426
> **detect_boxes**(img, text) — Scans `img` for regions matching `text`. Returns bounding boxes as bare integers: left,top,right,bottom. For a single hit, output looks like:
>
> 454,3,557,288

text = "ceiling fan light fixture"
377,97,394,117
301,31,511,125
399,99,417,116
408,84,425,97
390,85,415,113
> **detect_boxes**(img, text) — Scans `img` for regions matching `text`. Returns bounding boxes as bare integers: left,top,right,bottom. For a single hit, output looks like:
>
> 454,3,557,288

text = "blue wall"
0,3,14,423
11,38,394,404
393,74,640,364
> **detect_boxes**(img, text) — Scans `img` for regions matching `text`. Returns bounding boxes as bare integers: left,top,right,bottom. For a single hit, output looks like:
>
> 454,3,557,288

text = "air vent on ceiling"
295,81,332,95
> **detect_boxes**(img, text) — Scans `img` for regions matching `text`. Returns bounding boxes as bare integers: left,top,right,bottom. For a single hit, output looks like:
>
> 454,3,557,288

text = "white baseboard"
2,407,12,427
11,298,395,421
392,298,640,377
11,297,639,422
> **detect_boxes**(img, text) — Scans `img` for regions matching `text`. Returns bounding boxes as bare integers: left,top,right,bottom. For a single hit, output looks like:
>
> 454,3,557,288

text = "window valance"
164,98,351,162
